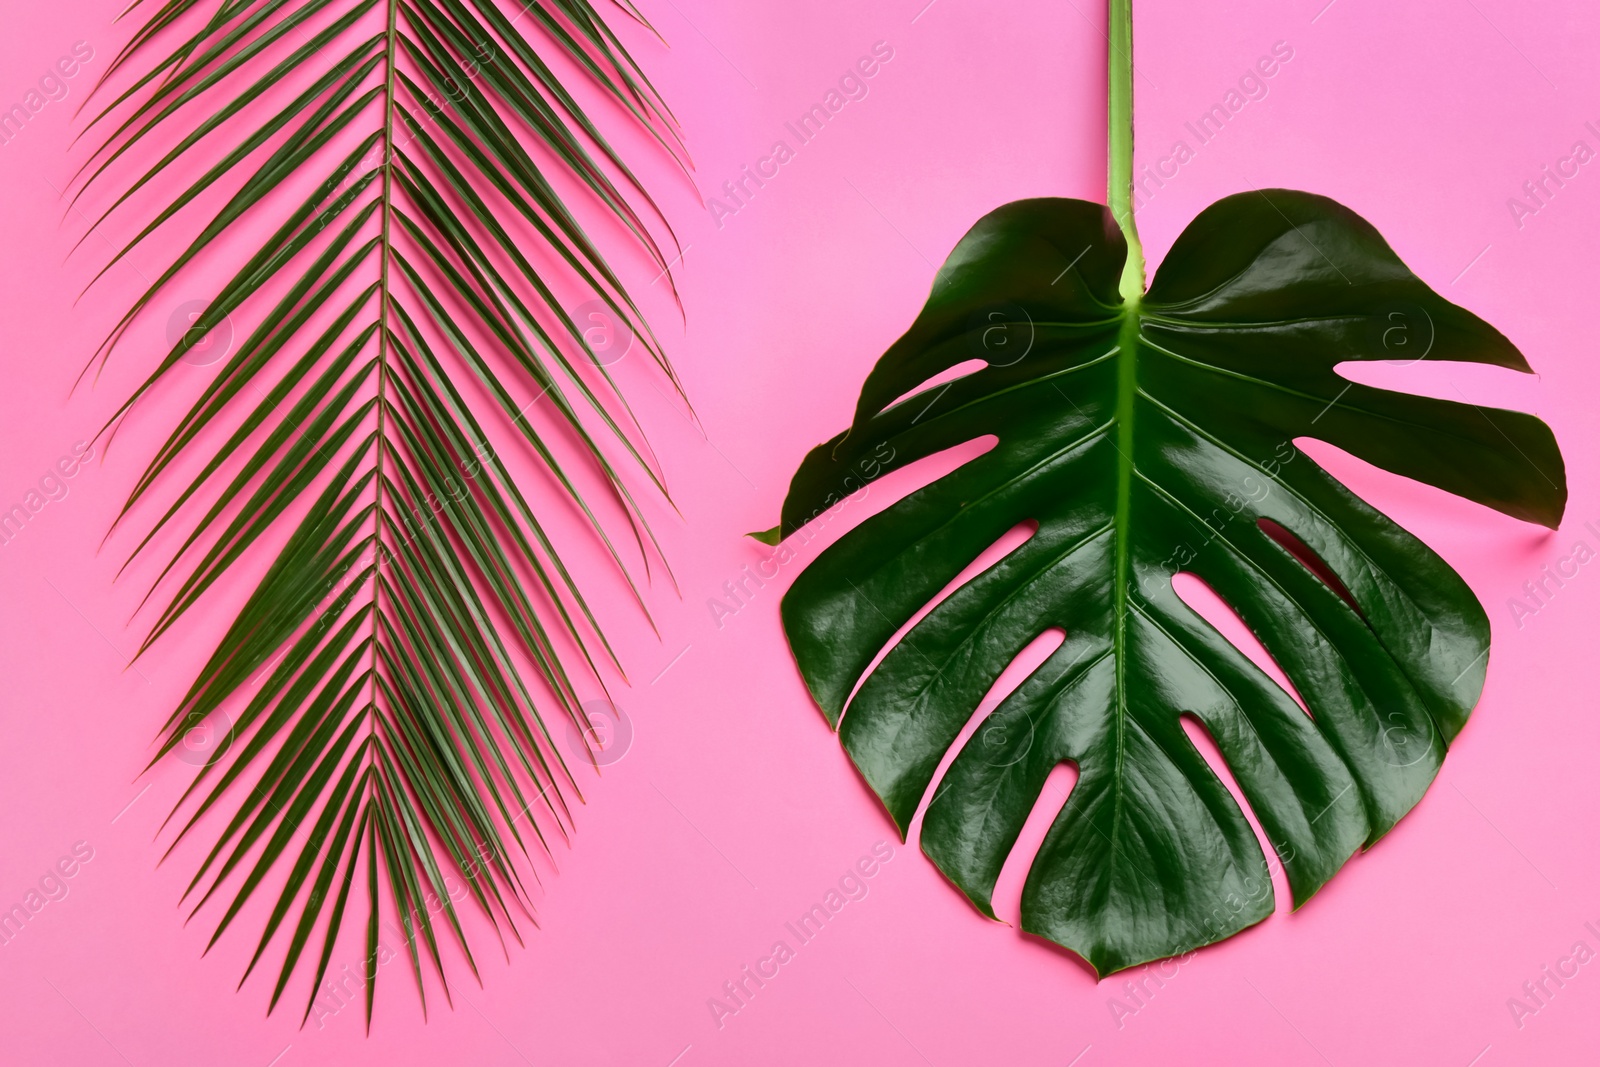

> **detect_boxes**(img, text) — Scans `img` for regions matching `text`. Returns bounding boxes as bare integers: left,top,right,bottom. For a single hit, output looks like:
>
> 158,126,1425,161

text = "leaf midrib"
369,0,401,824
1109,296,1143,862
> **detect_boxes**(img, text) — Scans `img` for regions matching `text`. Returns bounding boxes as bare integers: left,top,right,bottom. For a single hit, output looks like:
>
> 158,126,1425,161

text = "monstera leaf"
761,191,1565,975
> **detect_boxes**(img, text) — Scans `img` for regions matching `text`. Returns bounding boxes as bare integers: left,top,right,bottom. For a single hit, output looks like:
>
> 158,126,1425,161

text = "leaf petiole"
1107,0,1145,301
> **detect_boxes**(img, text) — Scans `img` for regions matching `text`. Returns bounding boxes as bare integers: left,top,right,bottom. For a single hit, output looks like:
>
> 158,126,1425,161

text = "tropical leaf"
74,0,685,1024
758,1,1565,977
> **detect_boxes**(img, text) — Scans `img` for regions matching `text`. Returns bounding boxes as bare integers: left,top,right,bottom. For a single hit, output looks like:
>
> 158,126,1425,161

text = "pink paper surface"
2,1,1597,1064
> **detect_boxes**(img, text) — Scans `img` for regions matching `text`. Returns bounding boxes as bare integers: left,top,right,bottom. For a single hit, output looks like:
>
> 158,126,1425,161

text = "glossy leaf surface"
767,192,1565,975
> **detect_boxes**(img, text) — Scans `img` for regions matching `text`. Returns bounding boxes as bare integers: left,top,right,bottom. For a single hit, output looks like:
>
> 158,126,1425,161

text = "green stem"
370,0,398,753
1108,0,1144,300
1108,0,1141,788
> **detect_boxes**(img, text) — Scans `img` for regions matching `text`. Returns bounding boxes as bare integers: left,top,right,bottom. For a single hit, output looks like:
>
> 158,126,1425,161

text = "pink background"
2,0,1599,1064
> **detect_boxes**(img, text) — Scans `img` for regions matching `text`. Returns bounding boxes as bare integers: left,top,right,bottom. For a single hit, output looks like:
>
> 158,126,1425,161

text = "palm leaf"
74,0,685,1024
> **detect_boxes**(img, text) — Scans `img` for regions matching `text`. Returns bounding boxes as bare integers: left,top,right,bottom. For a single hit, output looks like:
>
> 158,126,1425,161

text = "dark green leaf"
766,191,1566,975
